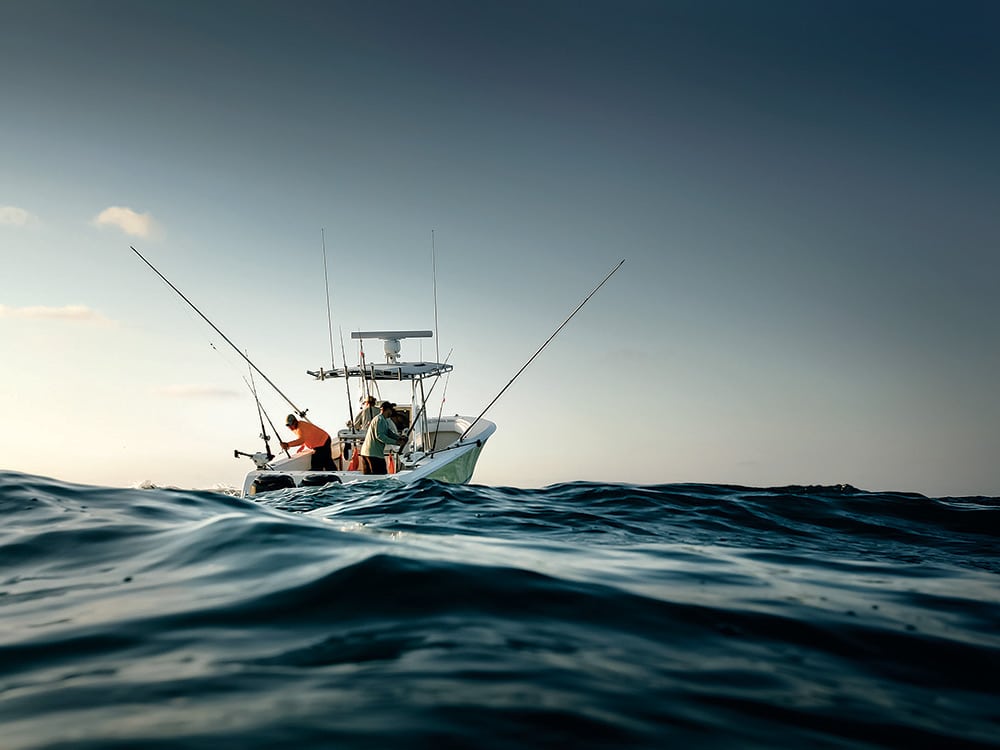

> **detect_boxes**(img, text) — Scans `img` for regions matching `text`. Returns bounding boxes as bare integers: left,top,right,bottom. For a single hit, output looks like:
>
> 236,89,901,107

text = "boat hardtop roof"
308,361,452,381
308,329,452,381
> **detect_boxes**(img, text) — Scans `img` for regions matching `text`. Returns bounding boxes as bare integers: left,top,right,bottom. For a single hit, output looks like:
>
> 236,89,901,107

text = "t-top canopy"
308,362,453,382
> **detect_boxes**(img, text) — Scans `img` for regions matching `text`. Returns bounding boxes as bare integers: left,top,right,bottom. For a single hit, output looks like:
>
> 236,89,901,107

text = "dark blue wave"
1,471,998,749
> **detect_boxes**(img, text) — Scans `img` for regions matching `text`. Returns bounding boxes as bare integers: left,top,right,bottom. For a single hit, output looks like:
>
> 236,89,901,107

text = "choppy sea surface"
1,471,998,749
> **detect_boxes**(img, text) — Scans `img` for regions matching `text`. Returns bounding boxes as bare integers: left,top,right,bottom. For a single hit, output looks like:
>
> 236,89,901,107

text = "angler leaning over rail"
280,415,337,471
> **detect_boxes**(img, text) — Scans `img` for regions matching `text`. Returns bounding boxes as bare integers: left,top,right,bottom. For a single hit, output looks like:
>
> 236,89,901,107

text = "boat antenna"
129,245,308,417
459,258,626,441
432,229,440,363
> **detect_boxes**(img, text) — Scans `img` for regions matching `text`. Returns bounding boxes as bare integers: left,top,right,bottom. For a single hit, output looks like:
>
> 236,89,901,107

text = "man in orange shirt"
281,414,337,471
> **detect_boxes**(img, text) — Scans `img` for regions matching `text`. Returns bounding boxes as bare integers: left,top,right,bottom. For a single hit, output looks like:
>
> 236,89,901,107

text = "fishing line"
459,259,626,442
130,245,307,417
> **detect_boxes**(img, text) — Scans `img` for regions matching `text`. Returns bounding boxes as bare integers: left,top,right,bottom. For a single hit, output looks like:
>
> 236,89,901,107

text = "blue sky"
2,1,998,495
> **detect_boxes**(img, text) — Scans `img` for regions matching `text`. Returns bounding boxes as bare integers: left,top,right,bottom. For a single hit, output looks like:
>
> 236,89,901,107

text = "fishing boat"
129,244,620,500
238,330,496,497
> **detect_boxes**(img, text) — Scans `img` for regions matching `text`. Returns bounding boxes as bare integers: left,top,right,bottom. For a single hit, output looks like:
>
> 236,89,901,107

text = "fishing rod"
245,365,290,460
338,326,355,427
246,370,274,460
206,340,288,463
232,370,285,470
363,350,382,402
459,258,626,442
358,339,371,401
129,245,308,417
431,371,451,456
397,348,452,455
348,342,375,405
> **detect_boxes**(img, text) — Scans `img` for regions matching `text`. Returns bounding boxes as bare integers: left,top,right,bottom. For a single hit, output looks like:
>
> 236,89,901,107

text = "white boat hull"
241,415,495,497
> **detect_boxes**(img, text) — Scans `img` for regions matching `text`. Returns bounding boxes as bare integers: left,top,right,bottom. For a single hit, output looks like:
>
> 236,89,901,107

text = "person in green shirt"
360,401,406,474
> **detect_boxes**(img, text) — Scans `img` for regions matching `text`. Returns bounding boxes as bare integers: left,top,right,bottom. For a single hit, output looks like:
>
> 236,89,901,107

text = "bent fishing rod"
432,370,452,456
129,245,308,418
458,258,626,442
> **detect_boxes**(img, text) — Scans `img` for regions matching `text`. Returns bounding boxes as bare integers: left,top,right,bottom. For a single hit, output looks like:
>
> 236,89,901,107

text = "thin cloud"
154,385,242,399
0,205,39,226
0,304,112,323
93,206,159,238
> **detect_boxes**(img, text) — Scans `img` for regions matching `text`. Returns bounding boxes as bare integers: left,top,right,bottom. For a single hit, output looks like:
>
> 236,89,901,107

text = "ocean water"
1,471,998,749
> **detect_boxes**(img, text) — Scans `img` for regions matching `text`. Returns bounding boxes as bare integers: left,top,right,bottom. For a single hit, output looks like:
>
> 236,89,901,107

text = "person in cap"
350,395,379,431
281,414,336,471
359,401,406,475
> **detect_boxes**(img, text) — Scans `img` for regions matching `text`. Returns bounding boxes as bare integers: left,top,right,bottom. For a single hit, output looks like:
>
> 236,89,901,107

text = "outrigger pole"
320,229,355,427
321,229,337,371
432,229,440,363
129,245,308,417
459,258,626,442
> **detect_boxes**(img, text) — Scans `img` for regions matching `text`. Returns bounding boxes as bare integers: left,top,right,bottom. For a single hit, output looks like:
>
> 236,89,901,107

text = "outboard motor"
248,474,296,496
300,473,342,487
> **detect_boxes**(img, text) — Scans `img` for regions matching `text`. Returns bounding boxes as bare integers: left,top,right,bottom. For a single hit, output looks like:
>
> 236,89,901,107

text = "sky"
1,0,998,497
